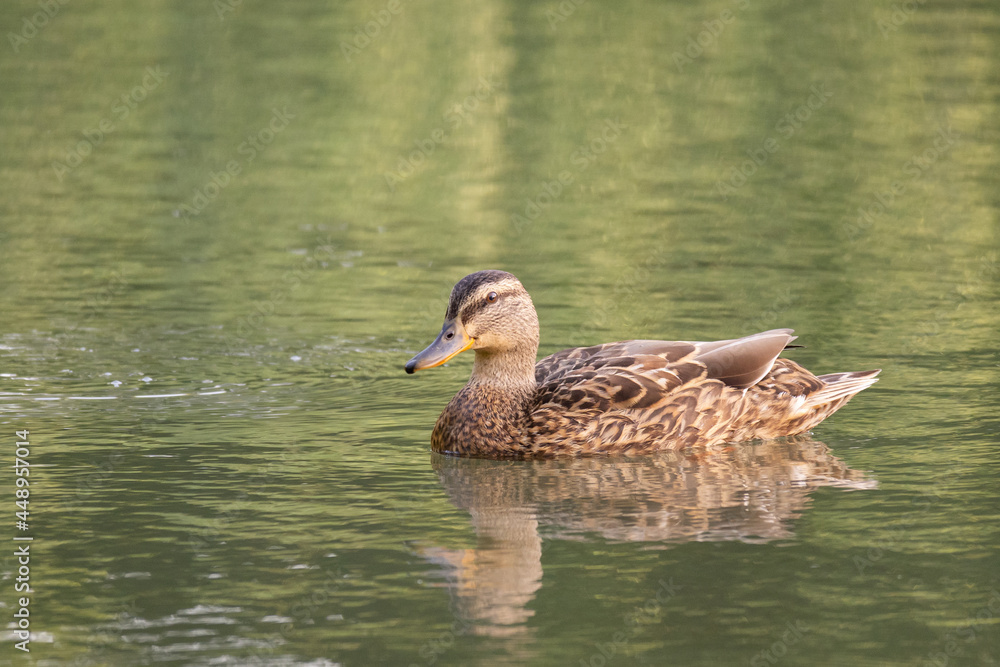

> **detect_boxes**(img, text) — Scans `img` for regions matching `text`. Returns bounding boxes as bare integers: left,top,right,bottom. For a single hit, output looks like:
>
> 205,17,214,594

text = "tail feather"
806,369,881,408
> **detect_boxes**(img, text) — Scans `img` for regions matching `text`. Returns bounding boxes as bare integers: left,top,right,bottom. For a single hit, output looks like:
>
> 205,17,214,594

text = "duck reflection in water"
416,436,875,642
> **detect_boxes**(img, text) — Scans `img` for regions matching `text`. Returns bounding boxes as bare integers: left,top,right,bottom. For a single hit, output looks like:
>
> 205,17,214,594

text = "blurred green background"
0,0,997,665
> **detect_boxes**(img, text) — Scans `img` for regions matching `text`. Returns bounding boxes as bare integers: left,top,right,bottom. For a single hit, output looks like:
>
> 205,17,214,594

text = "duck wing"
526,330,798,454
535,329,796,395
690,328,797,388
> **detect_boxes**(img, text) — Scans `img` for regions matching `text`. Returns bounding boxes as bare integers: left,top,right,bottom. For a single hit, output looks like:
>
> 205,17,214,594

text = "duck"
404,270,880,458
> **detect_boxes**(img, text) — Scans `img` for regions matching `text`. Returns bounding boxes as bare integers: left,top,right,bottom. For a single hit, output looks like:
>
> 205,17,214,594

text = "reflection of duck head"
418,437,874,640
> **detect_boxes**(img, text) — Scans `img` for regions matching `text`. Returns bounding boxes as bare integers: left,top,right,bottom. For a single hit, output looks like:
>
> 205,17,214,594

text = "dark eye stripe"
458,289,510,322
459,302,482,322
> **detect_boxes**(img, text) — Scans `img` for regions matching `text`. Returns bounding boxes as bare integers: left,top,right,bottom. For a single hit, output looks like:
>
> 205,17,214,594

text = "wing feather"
692,329,795,388
525,330,828,454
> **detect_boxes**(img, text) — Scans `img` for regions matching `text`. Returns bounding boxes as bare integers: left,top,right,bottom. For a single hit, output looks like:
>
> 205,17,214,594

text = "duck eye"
486,291,498,304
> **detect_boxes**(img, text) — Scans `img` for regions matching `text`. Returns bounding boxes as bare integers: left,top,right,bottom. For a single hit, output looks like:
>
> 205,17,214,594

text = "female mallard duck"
405,270,879,458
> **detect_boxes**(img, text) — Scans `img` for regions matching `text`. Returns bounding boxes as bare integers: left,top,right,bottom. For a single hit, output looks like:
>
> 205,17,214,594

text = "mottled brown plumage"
404,270,880,458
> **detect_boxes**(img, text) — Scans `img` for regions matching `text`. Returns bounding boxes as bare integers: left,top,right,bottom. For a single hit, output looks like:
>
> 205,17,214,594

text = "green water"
1,0,998,665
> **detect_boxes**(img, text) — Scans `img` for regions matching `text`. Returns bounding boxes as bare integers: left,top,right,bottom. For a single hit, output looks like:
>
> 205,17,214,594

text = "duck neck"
468,347,537,394
432,347,537,458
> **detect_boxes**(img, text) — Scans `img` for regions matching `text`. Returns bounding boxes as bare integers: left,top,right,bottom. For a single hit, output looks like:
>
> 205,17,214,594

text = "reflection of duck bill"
405,317,474,374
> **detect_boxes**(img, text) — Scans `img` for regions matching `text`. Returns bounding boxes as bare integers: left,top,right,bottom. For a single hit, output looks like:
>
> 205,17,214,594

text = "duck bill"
405,319,474,374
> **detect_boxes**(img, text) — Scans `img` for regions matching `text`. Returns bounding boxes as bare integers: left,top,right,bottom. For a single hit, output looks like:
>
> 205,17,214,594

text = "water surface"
1,0,998,665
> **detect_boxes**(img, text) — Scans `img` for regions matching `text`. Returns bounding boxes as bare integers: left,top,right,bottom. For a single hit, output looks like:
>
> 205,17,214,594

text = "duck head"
405,270,540,380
